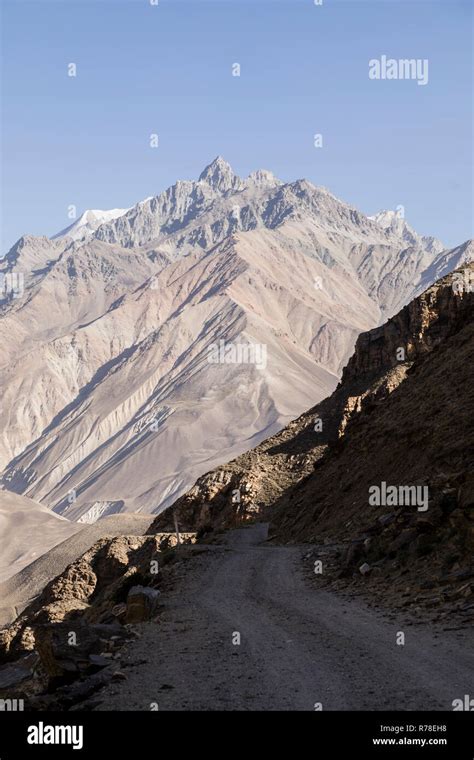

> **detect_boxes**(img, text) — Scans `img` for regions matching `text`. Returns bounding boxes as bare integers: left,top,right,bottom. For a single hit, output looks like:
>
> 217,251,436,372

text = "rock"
0,535,162,661
44,558,97,607
458,474,474,510
419,580,436,590
0,660,34,694
344,542,363,566
359,563,371,575
125,586,161,623
0,652,42,698
88,654,114,669
34,624,99,679
449,568,474,582
111,603,127,621
93,538,144,591
30,664,118,711
34,622,133,680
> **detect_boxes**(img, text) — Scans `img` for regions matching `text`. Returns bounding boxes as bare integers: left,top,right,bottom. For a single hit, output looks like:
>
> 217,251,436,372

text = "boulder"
125,586,161,623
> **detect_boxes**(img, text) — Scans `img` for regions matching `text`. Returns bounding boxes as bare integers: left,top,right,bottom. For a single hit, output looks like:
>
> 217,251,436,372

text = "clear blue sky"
1,0,472,252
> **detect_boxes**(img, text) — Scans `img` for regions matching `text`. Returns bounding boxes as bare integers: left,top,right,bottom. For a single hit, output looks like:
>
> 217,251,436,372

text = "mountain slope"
1,159,472,527
2,228,377,518
0,491,80,583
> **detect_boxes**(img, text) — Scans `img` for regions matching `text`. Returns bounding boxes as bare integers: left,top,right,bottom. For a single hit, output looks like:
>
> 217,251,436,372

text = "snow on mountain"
369,209,445,255
53,208,130,242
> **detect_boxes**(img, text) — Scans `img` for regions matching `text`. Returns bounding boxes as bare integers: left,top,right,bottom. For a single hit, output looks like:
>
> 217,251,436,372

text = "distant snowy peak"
53,208,130,242
369,209,404,227
369,209,445,254
369,209,419,243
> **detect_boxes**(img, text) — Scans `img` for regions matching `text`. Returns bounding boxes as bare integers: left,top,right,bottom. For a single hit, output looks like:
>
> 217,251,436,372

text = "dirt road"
96,524,473,711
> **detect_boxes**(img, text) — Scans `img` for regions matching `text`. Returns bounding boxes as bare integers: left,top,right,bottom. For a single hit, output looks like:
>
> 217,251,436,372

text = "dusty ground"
93,524,473,712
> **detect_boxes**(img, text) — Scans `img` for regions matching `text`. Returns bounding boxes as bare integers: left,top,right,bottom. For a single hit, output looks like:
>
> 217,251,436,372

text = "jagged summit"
198,156,241,193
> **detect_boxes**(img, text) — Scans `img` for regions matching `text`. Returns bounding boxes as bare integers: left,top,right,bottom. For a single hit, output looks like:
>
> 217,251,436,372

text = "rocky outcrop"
0,530,198,707
0,535,166,662
269,266,474,618
33,622,132,680
342,264,474,382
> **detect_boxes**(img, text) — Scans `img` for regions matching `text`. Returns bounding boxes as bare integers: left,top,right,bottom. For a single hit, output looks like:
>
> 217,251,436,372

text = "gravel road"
96,523,473,711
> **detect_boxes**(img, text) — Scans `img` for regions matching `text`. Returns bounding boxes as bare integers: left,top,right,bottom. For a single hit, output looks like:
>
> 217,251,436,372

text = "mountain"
1,158,472,529
52,208,130,242
149,262,474,618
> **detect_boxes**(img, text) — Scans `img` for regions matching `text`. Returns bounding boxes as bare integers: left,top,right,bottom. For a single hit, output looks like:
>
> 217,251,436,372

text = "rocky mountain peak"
198,156,242,194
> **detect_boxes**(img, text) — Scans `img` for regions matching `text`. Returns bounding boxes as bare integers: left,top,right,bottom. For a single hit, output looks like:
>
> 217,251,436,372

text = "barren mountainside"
0,159,472,532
